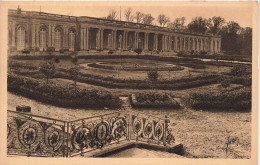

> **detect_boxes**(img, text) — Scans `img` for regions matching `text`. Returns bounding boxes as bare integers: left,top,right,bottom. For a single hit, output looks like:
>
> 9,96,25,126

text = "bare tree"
157,14,170,27
142,14,154,25
135,11,144,23
107,9,118,20
124,8,134,22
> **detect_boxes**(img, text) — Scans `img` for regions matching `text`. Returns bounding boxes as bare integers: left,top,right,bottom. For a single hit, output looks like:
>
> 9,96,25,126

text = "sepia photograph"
0,1,257,164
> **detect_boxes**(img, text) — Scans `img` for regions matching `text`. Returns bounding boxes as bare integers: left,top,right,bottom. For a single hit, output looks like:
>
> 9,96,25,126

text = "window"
17,26,25,50
55,28,62,50
40,28,47,50
69,30,75,51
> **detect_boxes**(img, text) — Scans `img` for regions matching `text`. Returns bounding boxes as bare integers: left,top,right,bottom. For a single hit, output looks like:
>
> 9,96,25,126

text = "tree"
69,67,80,92
39,61,55,84
219,21,241,53
157,14,170,27
124,8,134,22
142,14,154,25
147,71,158,82
134,48,142,55
207,16,225,35
107,9,118,20
135,11,144,23
187,17,208,34
168,17,186,31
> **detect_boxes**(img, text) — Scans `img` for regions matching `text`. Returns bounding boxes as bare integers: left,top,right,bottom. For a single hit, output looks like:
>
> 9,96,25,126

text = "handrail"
7,109,67,123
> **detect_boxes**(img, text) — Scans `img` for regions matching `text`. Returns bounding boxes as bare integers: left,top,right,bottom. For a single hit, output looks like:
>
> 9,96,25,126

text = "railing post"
66,122,70,157
127,113,131,141
163,115,169,146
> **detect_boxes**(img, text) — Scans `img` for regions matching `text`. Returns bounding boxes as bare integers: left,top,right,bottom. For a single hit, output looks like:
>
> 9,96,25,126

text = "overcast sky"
8,2,253,28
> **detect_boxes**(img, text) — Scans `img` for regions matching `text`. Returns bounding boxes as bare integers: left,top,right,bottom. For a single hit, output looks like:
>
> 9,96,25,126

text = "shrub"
185,87,251,110
108,50,114,54
39,61,55,84
59,49,69,53
131,92,180,109
177,51,183,56
21,49,30,55
7,74,120,109
200,51,207,55
47,47,55,52
134,48,143,55
147,71,158,82
230,64,247,77
220,79,231,89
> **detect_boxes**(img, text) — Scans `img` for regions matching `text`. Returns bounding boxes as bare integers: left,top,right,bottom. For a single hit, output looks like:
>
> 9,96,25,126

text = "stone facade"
8,9,221,55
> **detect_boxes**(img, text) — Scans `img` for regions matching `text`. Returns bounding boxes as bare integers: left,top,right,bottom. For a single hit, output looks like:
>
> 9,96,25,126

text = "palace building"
8,8,221,55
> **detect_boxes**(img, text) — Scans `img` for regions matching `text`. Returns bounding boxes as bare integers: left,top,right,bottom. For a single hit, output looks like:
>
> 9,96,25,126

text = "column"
153,34,157,50
210,39,213,53
11,22,16,48
174,36,177,51
123,31,126,50
35,24,39,48
63,26,67,49
100,29,104,50
83,28,86,50
80,28,84,50
215,39,218,53
45,25,50,47
218,39,221,53
136,32,139,49
86,28,89,50
144,33,148,50
125,31,128,50
113,30,117,50
162,35,165,51
31,24,35,48
51,25,55,48
96,28,101,50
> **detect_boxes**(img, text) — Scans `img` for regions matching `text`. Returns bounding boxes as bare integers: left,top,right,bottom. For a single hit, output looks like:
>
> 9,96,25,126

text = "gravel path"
8,93,251,158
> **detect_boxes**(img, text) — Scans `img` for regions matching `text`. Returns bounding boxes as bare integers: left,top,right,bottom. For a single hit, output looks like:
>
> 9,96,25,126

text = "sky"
8,2,253,28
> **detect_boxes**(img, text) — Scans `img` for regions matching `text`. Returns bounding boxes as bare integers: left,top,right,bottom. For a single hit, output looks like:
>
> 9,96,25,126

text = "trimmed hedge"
7,74,120,109
130,93,180,109
55,69,220,90
185,87,251,110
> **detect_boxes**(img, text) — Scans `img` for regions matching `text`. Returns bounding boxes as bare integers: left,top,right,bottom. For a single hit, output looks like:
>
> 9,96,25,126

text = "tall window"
69,30,75,51
40,28,47,50
17,26,25,50
55,28,62,50
190,38,193,50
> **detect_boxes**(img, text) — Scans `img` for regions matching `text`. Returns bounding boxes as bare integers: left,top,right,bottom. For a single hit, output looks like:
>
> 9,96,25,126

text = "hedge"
185,87,251,110
55,70,220,90
7,74,120,109
130,93,180,109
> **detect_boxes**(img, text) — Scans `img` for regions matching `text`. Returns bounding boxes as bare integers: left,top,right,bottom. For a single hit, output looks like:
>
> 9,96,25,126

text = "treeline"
107,8,252,55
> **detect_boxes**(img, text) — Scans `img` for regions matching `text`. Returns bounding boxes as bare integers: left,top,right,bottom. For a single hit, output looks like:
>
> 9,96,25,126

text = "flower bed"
7,74,120,109
130,93,180,109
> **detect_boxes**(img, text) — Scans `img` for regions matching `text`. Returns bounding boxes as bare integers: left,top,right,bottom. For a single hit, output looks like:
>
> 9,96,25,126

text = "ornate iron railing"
7,110,174,157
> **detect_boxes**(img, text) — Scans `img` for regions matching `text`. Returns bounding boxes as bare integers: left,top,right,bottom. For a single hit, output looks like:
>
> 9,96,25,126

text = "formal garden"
7,54,252,158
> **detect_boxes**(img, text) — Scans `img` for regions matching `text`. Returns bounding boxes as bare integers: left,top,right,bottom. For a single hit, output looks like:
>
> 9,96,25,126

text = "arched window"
69,29,75,51
54,28,62,50
17,26,25,50
40,27,47,50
